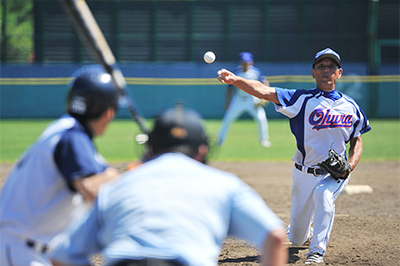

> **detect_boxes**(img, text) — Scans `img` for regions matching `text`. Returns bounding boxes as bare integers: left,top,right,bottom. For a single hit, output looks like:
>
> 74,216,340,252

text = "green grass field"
0,119,399,163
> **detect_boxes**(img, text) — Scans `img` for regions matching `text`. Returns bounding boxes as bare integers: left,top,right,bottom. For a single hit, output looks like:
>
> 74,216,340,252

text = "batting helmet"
147,105,208,158
67,65,119,122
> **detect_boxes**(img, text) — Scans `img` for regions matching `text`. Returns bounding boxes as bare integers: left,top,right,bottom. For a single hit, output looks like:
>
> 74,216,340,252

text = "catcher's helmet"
67,65,119,121
148,105,208,156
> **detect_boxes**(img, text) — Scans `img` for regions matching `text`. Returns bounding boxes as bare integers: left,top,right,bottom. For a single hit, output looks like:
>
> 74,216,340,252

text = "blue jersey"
274,87,371,167
50,153,283,265
0,115,108,244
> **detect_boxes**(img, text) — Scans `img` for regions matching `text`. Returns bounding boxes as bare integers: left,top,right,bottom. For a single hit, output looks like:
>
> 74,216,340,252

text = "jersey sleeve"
228,181,284,247
54,130,108,191
344,95,372,139
359,110,371,135
273,87,302,118
256,69,265,83
250,66,265,83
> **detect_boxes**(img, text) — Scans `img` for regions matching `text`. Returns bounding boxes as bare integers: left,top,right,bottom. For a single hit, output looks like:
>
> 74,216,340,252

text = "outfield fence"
1,63,399,119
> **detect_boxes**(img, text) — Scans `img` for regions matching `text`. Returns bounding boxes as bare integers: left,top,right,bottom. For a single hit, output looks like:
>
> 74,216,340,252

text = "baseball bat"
60,0,149,135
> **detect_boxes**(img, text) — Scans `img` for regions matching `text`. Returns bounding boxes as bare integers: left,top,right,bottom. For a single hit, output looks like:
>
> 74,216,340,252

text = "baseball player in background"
0,66,120,265
217,52,271,148
217,48,371,264
50,105,288,266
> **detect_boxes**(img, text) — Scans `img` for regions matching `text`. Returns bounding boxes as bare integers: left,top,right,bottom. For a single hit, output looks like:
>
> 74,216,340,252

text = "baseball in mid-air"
203,51,216,64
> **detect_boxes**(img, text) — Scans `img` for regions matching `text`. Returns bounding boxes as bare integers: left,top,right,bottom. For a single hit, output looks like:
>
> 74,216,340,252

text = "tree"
1,0,33,63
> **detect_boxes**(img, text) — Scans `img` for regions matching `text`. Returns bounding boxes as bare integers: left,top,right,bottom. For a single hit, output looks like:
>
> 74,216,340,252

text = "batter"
0,66,120,265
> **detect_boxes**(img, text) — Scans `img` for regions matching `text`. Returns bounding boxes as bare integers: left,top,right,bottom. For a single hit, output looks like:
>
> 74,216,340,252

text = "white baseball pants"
0,231,51,266
287,166,349,255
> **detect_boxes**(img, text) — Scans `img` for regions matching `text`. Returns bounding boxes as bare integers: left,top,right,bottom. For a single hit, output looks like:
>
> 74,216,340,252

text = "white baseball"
203,51,216,64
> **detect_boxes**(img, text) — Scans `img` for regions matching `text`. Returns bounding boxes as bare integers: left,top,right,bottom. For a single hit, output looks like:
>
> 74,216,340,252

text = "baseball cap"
313,48,341,68
239,52,253,63
148,105,208,149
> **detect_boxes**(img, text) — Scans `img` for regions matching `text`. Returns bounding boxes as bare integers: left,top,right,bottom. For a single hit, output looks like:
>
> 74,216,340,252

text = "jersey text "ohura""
309,108,353,130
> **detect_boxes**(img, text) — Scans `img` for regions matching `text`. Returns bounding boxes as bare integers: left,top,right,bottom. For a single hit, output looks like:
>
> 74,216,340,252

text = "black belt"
26,239,50,253
295,163,326,176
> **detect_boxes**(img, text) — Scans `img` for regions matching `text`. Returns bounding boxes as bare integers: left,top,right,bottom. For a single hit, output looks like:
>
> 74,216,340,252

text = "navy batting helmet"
67,65,119,122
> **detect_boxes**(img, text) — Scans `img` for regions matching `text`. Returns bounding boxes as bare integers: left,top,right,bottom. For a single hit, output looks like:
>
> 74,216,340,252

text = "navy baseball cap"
148,105,208,149
313,48,341,68
239,52,253,63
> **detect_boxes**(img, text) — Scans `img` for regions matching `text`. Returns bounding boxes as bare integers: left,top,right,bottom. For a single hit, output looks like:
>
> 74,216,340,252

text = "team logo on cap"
171,127,188,139
69,96,86,114
309,108,353,130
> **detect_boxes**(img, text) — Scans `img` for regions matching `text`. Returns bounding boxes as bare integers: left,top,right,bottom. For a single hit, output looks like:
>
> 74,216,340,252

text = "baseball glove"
317,149,351,181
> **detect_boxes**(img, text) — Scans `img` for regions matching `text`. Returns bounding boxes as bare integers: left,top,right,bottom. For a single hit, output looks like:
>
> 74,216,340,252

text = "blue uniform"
50,153,283,265
274,87,371,255
218,65,270,146
0,115,109,265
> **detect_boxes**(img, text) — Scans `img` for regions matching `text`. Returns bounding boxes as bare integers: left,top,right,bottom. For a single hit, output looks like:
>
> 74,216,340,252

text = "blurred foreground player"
217,48,371,264
50,105,287,266
0,66,120,265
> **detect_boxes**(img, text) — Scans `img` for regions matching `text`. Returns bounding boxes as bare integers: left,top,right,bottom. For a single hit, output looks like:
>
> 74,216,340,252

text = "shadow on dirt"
289,246,308,263
219,255,259,263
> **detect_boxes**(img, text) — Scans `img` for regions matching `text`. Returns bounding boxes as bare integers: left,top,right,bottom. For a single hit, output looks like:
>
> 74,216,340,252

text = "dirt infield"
212,161,400,265
1,160,399,265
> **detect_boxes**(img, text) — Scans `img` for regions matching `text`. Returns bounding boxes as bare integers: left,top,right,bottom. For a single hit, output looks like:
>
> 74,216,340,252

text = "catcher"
217,48,371,264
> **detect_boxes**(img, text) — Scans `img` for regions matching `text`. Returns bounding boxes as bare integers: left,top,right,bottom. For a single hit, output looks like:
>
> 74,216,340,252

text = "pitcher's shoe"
304,252,323,264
